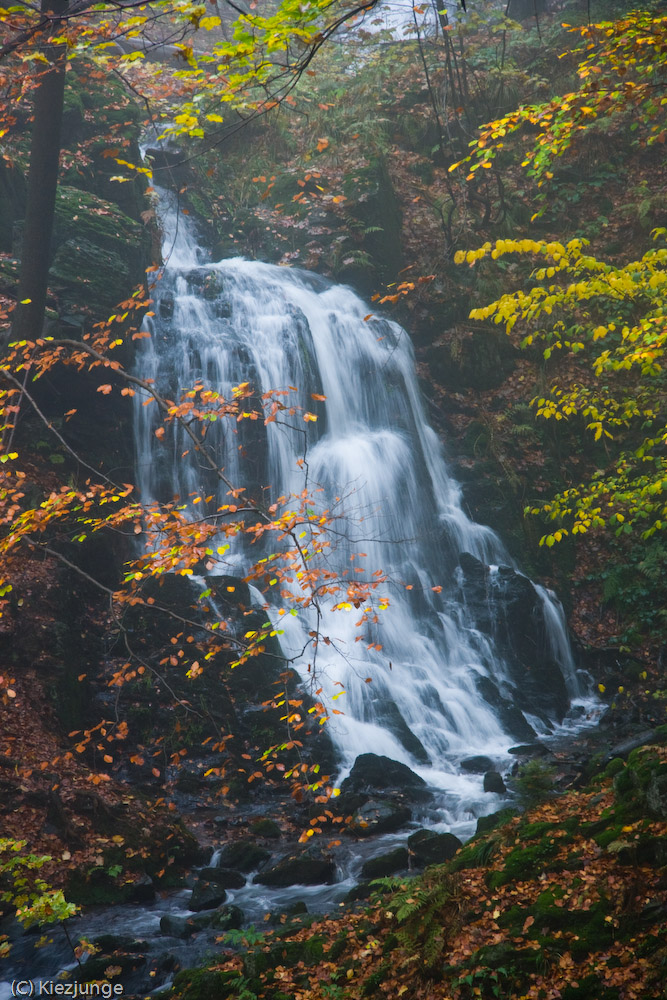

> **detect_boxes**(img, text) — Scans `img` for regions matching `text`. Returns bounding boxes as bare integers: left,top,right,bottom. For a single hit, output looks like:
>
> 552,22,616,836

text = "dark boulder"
341,754,427,797
360,846,409,879
210,904,244,931
159,914,198,939
216,840,271,872
407,829,462,866
483,771,507,794
199,867,245,889
508,743,550,756
190,880,227,912
348,799,412,838
461,756,495,774
255,846,336,887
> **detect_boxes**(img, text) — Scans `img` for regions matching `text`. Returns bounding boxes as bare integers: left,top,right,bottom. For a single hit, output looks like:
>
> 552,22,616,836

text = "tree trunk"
11,0,68,343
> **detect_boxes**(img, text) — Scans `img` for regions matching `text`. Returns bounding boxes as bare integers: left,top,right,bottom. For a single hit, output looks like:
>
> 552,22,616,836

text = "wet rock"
484,771,507,794
360,846,409,879
408,829,462,866
457,553,570,724
210,903,244,931
255,846,336,887
251,817,282,839
199,867,246,889
159,911,218,937
92,935,147,954
370,702,430,764
73,951,146,982
129,873,156,903
461,755,495,774
189,880,227,912
348,799,412,838
508,743,550,756
341,753,427,796
476,676,537,744
216,840,271,872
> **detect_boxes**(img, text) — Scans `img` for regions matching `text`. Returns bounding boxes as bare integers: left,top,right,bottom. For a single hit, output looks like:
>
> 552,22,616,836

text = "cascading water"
135,189,590,819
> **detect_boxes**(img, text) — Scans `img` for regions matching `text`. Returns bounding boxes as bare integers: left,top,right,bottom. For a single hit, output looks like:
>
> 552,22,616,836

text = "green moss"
487,836,562,890
519,821,554,840
251,818,282,839
449,837,498,872
475,807,516,836
171,968,241,1000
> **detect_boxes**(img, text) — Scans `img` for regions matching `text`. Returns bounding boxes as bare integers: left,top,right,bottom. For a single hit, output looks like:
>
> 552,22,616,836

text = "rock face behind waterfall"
457,552,570,725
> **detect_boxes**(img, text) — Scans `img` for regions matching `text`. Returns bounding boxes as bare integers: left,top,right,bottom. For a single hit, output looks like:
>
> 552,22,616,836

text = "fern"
373,868,462,975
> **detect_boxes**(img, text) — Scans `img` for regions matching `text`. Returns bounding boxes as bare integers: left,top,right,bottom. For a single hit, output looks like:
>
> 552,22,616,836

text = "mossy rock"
52,185,147,270
216,839,271,872
50,237,130,312
171,968,241,1000
613,748,667,820
449,835,499,872
476,807,517,836
487,836,563,890
251,817,282,839
243,936,325,980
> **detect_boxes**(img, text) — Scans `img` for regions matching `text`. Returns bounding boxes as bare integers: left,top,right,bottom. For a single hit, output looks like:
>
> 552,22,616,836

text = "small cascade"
134,190,592,810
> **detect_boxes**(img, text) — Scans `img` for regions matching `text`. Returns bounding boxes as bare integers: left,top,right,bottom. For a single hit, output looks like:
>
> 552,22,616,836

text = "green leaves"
456,229,667,546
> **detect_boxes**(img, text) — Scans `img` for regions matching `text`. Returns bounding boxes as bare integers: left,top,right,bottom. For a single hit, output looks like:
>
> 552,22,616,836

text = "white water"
135,192,589,811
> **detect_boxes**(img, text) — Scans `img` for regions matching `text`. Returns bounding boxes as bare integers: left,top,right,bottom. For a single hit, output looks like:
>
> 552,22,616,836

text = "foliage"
0,839,76,955
451,10,667,215
456,231,667,551
374,866,462,973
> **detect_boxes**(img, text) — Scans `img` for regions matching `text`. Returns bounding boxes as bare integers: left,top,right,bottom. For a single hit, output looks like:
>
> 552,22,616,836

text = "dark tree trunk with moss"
11,0,68,342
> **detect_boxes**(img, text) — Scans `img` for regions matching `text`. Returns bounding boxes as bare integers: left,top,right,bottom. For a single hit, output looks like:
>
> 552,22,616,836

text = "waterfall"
134,191,589,806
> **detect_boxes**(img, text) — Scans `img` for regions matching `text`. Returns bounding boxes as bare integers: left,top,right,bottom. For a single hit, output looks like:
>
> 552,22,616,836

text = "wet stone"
408,829,462,866
484,770,507,794
189,880,227,912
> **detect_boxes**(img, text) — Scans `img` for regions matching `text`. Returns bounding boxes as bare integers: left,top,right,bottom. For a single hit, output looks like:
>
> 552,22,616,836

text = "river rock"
210,903,244,930
360,846,409,879
216,839,271,872
199,866,246,889
189,880,227,911
255,846,336,887
251,817,282,839
508,743,550,756
407,829,462,866
348,799,412,838
341,753,427,796
483,770,507,794
160,914,197,939
461,755,495,774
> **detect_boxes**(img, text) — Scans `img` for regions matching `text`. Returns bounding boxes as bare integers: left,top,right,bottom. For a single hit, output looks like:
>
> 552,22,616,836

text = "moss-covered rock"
170,968,242,1000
